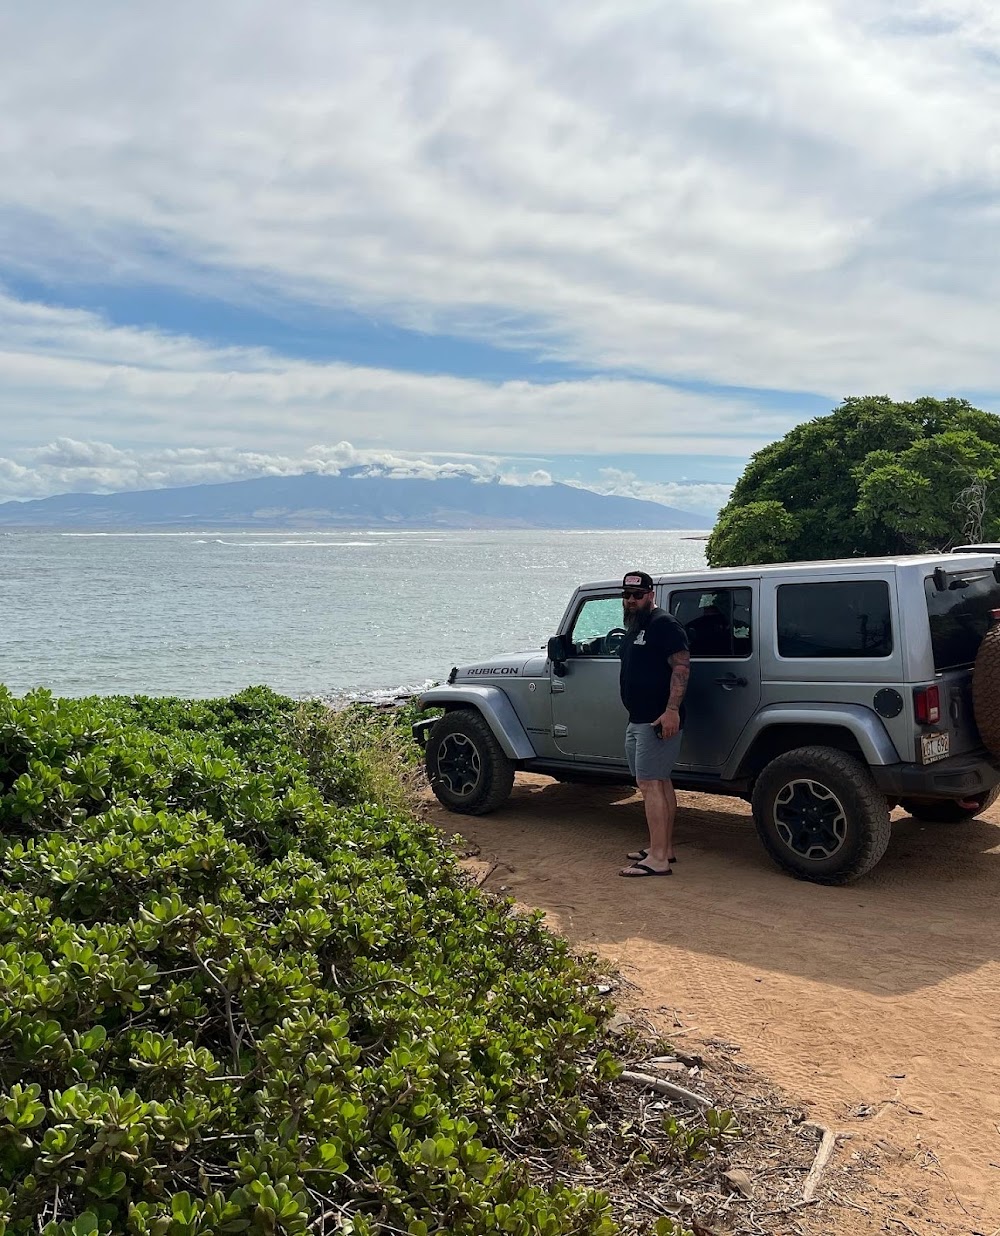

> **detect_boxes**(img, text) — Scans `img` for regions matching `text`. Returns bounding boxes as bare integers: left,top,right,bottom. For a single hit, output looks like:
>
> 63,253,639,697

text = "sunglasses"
622,589,650,600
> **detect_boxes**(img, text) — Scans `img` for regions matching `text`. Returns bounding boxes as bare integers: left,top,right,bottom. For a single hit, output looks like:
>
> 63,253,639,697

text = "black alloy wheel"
426,710,515,815
772,778,848,861
752,746,891,884
436,731,482,800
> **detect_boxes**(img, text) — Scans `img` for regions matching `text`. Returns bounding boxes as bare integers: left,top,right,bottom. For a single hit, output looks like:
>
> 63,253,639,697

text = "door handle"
715,673,748,688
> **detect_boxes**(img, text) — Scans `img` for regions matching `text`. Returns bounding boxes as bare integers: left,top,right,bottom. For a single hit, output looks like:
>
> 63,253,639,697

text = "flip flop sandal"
619,863,672,878
627,849,677,863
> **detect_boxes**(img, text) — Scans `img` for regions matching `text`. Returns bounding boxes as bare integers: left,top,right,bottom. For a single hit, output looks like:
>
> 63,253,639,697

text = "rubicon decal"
467,667,519,676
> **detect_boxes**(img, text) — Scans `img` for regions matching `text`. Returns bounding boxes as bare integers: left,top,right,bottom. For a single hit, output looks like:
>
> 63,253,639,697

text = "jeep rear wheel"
426,710,514,815
751,746,891,884
899,785,1000,823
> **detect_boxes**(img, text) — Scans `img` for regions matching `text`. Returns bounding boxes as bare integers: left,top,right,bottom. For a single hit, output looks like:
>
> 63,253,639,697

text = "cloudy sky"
1,0,998,514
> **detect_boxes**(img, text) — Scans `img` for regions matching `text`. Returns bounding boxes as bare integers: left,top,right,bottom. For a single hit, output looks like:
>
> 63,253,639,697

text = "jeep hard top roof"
579,551,1000,593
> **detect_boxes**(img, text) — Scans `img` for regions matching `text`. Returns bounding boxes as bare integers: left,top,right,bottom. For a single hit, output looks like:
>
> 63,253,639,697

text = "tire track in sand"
428,776,1000,1235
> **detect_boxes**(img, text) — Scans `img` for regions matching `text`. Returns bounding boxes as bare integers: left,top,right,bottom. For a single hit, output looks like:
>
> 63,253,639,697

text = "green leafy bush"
0,686,619,1235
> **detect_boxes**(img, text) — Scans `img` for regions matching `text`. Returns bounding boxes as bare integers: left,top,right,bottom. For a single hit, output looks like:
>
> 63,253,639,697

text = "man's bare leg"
662,778,677,861
619,778,672,873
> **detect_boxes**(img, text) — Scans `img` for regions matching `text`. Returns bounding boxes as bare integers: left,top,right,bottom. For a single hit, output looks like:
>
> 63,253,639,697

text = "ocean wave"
60,531,210,538
210,540,378,547
306,679,437,709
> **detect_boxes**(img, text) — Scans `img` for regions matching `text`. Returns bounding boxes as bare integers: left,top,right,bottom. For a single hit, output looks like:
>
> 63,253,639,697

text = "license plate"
920,731,950,764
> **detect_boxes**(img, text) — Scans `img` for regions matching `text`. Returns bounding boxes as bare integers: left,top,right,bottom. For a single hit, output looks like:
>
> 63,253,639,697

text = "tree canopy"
706,396,1000,567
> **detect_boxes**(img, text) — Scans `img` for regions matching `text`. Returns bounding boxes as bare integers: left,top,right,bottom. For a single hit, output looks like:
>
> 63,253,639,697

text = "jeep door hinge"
553,724,569,736
551,680,566,692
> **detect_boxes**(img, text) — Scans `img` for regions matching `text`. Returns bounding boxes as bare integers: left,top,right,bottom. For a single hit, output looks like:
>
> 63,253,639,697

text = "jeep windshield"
924,567,1000,670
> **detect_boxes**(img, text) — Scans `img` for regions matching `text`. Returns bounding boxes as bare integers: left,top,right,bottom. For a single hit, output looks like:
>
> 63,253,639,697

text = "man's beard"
625,598,653,629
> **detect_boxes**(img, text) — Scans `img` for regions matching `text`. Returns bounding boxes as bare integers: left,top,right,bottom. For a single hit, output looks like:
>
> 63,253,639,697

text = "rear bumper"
871,750,1000,799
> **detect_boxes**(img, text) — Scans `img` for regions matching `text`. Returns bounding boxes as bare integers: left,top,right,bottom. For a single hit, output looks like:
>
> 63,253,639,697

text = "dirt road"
425,776,1000,1235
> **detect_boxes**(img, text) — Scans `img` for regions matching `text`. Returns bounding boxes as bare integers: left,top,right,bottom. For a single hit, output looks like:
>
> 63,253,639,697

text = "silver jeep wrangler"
415,553,1000,884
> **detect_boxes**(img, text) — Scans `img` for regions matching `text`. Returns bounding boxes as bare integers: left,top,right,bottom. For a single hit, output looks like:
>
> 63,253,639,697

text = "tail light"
914,685,941,725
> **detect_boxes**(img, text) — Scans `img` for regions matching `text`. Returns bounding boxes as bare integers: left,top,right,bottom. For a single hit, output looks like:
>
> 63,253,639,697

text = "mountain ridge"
0,470,711,530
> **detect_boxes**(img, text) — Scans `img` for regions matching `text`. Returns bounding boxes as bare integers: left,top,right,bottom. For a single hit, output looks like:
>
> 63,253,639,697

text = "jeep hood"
449,649,547,682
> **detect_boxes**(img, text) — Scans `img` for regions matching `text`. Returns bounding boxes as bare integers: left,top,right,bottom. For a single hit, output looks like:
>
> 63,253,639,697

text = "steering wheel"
604,627,628,655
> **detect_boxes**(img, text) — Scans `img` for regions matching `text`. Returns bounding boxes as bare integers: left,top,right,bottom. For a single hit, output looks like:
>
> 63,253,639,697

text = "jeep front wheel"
751,746,891,884
426,710,515,815
899,786,1000,823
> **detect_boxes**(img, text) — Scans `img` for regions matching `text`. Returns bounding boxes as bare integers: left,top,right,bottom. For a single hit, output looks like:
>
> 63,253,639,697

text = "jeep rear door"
666,580,762,771
921,563,1000,757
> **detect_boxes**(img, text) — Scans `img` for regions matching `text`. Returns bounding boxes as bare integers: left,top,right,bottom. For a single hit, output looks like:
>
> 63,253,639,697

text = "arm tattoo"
667,649,690,710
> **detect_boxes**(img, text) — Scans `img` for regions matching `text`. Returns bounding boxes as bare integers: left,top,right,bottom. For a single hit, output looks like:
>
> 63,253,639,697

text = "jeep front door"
667,581,761,771
549,593,629,763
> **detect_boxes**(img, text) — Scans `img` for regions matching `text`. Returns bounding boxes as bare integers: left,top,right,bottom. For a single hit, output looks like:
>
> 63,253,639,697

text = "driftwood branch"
802,1124,842,1201
620,1069,712,1110
474,861,498,887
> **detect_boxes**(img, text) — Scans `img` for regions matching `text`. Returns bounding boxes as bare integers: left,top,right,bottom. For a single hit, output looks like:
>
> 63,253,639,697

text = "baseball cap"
622,570,654,593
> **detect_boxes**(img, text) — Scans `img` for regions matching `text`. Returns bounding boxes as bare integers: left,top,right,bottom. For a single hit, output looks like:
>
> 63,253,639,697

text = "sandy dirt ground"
424,776,1000,1236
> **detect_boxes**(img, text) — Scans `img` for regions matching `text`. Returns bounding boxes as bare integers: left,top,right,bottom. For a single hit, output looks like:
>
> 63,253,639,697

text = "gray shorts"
625,722,683,782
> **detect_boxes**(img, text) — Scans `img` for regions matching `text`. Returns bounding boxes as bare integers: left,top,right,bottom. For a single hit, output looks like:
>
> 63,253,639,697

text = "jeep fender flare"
416,685,535,760
723,703,899,782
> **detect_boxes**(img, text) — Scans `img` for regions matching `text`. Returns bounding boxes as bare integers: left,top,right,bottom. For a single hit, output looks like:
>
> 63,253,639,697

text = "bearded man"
617,570,691,877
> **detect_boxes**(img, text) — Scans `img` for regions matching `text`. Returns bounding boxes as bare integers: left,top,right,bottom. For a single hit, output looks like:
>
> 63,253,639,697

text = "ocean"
1,529,709,700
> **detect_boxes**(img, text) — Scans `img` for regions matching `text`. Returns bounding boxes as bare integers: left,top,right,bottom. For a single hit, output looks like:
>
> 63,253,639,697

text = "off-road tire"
426,710,515,815
973,620,1000,761
752,746,891,885
899,785,1000,823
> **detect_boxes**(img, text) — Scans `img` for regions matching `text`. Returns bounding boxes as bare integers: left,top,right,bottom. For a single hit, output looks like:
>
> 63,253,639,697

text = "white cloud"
499,469,553,487
0,288,790,461
0,438,727,514
0,439,508,503
577,469,732,517
0,439,588,504
1,0,1000,407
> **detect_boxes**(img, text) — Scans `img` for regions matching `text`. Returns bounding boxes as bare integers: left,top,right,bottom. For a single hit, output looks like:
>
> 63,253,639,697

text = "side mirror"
547,634,571,676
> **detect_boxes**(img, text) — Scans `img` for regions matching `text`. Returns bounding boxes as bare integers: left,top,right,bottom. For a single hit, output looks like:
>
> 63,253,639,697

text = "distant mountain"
0,470,711,530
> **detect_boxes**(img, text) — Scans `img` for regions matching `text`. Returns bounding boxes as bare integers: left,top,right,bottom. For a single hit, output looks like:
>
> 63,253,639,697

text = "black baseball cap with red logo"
622,570,654,594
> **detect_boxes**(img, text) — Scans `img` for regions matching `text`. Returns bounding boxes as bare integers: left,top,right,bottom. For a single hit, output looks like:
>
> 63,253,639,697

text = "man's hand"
654,706,681,739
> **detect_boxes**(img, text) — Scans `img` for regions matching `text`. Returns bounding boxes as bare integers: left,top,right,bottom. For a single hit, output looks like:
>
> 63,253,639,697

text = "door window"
568,596,627,657
669,587,753,658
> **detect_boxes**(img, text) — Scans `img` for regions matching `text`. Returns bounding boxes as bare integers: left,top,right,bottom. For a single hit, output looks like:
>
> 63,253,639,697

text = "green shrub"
0,686,620,1235
288,702,426,816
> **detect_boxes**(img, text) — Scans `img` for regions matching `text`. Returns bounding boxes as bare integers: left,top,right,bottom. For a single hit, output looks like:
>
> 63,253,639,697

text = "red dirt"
425,776,1000,1235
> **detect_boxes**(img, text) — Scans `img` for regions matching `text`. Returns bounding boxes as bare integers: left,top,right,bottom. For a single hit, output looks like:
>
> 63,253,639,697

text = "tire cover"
973,622,1000,760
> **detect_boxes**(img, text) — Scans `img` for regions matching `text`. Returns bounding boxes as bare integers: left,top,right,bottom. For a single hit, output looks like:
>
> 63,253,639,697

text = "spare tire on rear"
973,617,1000,761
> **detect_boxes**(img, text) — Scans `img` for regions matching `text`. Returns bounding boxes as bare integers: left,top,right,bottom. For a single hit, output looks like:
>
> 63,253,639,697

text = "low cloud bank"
578,468,730,517
0,440,725,515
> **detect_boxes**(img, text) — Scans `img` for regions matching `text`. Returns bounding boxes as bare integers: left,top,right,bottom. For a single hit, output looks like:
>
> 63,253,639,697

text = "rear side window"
777,581,893,658
925,571,1000,670
669,587,752,658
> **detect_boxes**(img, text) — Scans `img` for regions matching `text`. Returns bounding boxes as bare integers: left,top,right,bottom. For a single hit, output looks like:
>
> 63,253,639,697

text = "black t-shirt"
619,606,689,725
